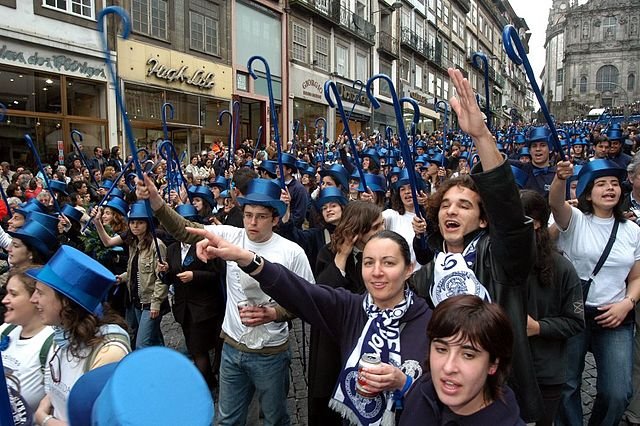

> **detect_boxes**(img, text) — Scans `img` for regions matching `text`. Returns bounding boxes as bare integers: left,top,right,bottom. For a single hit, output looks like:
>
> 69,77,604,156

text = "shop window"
336,44,349,77
66,77,106,119
125,85,163,120
132,0,168,40
0,68,61,114
165,91,200,126
43,0,93,19
314,34,329,72
292,23,308,63
190,11,220,56
69,122,106,159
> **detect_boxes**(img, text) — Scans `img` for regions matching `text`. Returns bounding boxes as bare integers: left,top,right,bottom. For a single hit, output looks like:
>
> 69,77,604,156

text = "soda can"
356,353,381,398
237,300,251,312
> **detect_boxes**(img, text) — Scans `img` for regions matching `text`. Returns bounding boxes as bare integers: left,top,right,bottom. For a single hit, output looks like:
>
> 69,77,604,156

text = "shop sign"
337,82,371,108
146,58,215,90
0,44,106,79
409,90,432,106
300,78,323,100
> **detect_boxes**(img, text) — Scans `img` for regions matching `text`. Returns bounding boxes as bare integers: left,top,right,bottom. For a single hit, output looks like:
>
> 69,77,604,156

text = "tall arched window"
580,76,587,93
596,65,619,91
628,73,636,91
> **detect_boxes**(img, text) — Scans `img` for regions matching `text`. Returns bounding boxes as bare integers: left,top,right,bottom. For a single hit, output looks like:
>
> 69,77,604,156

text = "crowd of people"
1,67,640,426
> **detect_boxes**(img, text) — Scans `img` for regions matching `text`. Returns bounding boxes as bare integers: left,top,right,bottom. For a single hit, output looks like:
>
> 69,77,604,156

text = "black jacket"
409,160,543,422
399,375,524,426
163,242,225,324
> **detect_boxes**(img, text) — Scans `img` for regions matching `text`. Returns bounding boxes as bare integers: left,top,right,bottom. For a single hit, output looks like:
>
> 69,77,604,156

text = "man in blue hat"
608,126,632,168
510,126,556,197
279,153,309,229
136,174,314,426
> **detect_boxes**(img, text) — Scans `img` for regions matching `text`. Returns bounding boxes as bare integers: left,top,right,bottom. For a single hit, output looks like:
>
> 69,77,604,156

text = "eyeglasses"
49,345,63,384
242,212,272,222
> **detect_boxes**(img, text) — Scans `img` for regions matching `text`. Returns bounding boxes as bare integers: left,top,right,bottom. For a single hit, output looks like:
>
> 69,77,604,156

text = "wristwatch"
239,251,263,274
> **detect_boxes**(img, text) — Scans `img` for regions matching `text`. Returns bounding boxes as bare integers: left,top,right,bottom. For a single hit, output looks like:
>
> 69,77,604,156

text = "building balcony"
331,0,376,45
450,0,471,14
289,0,376,45
377,31,399,59
400,27,429,60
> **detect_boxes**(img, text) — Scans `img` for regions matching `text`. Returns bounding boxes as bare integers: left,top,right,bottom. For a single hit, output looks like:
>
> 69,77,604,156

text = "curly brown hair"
57,294,128,359
104,206,128,234
330,201,383,254
426,175,487,234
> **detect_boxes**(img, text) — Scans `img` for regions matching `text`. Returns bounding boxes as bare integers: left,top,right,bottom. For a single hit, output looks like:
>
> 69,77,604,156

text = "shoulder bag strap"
591,219,620,280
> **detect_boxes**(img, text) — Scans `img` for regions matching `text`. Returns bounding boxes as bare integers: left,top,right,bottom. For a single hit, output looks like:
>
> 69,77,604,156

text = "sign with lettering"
337,82,371,108
0,41,107,79
146,58,215,90
117,39,233,98
301,78,323,100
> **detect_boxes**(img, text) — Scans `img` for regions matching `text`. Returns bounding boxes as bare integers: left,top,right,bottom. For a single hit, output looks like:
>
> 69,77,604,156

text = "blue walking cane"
158,140,192,203
162,102,174,141
248,56,285,189
472,52,492,131
82,149,150,233
253,125,263,159
343,79,365,127
232,100,241,156
218,109,233,180
24,134,63,216
98,6,163,262
367,76,424,226
325,81,368,192
503,24,565,160
291,120,300,154
314,117,327,164
435,100,450,167
70,130,99,188
400,97,420,154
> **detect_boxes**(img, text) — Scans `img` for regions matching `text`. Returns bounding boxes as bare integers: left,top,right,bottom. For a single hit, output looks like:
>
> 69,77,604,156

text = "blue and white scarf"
431,232,492,306
329,289,413,425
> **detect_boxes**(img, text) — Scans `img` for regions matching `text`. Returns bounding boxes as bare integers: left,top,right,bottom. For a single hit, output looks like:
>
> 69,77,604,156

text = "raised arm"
92,206,124,247
549,160,574,230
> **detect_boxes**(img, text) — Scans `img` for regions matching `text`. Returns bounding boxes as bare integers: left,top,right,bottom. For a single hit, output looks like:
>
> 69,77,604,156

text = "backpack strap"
39,334,54,374
0,324,17,339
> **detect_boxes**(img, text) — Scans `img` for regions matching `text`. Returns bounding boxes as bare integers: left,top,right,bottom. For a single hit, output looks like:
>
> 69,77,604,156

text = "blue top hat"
175,204,199,220
104,197,129,217
527,127,551,145
361,148,380,169
326,151,335,161
319,164,349,189
567,164,583,184
258,160,278,178
188,185,215,209
518,147,531,158
281,153,298,171
100,179,114,190
576,159,626,198
15,198,48,218
301,166,316,178
237,178,286,217
414,155,429,165
358,173,387,193
128,201,152,222
572,137,588,146
243,160,255,169
415,140,427,149
606,124,624,141
316,187,347,209
349,170,361,182
295,160,309,171
27,211,60,231
395,168,427,192
109,187,125,200
511,166,528,189
68,347,214,426
389,166,402,178
210,176,228,189
61,204,83,224
219,189,231,199
27,245,114,314
513,133,526,144
428,153,445,166
48,180,68,195
8,219,60,260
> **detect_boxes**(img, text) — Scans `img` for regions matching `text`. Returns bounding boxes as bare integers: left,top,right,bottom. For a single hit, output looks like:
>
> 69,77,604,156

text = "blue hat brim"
576,164,627,198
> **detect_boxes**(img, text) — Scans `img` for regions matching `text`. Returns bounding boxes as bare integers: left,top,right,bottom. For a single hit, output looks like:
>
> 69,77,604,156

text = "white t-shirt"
203,225,315,349
382,209,421,272
1,324,53,419
557,207,640,307
46,324,129,422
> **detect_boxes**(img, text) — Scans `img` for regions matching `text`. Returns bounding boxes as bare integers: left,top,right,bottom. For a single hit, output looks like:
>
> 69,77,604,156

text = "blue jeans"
556,308,633,426
217,343,291,426
126,307,165,349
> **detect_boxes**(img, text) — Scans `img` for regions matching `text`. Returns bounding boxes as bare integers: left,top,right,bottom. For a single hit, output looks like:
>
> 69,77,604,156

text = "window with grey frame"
291,23,308,63
603,16,616,41
190,8,220,56
43,0,94,18
629,73,635,91
132,0,168,40
356,52,368,82
336,43,349,77
314,33,329,72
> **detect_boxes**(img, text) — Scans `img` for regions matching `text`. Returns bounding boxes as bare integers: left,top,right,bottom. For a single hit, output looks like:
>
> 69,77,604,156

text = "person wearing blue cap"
607,125,633,169
279,153,309,229
509,126,556,198
28,246,130,426
136,173,314,426
551,159,640,426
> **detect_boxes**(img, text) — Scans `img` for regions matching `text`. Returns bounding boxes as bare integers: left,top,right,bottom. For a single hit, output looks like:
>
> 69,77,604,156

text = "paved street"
162,315,599,425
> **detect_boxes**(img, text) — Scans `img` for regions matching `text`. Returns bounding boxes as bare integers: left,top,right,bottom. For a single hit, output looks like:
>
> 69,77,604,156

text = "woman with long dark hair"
520,190,584,426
